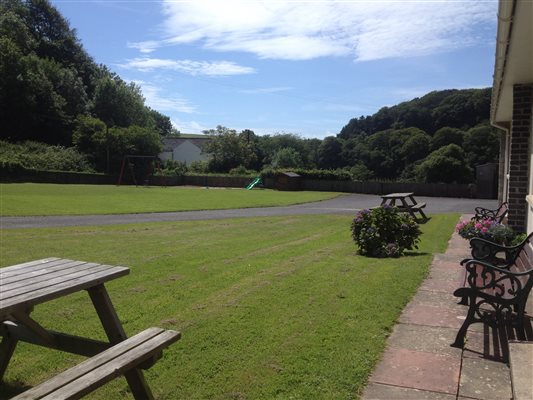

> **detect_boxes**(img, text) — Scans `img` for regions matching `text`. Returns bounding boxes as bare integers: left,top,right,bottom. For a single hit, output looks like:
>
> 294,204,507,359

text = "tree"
431,127,464,151
73,116,161,172
415,144,472,183
147,108,173,136
398,128,431,164
0,0,174,147
318,136,343,169
463,124,500,169
92,76,148,128
271,148,303,168
202,126,257,172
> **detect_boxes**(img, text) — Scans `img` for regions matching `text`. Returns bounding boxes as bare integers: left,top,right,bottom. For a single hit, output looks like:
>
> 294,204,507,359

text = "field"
0,214,458,399
0,183,340,216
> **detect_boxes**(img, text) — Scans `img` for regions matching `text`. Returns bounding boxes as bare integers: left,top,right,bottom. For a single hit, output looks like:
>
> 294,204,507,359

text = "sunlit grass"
0,183,340,216
0,213,458,399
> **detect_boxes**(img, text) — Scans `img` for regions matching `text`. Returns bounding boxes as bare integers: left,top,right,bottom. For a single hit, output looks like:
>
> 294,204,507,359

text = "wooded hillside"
339,88,491,139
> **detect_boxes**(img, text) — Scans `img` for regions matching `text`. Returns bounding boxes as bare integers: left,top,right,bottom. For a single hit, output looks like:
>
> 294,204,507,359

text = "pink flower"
481,227,488,233
474,223,482,229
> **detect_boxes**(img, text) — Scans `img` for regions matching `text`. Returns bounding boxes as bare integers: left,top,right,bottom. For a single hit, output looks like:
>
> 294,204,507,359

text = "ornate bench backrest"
495,202,509,223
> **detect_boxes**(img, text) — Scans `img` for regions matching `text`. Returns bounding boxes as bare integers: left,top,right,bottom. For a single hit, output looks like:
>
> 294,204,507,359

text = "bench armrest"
469,237,519,267
460,259,533,297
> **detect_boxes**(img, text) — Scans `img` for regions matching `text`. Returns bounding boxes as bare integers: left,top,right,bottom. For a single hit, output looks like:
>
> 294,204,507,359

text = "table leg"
0,331,18,381
88,284,154,400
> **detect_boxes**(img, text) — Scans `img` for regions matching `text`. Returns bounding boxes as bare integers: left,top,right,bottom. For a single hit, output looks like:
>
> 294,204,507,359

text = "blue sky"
53,0,498,138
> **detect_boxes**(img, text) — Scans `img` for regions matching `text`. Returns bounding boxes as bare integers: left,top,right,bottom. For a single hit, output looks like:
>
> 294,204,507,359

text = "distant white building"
159,135,211,165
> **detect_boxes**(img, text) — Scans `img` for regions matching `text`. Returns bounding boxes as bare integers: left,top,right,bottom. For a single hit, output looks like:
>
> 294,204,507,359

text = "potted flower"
455,218,515,245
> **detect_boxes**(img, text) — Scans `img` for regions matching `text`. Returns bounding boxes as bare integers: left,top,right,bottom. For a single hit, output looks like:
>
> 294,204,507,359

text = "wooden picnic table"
380,192,427,221
0,257,156,398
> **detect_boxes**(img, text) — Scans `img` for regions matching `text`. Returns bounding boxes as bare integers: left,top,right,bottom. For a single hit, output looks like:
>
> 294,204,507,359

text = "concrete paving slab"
508,341,533,400
463,331,510,363
369,347,460,395
418,277,461,293
410,290,463,310
362,383,456,400
458,357,512,400
387,323,462,357
399,303,464,329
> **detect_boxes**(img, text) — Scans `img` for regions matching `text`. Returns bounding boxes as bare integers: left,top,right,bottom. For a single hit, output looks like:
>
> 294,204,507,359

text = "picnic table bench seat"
409,202,426,210
12,327,180,400
452,237,533,348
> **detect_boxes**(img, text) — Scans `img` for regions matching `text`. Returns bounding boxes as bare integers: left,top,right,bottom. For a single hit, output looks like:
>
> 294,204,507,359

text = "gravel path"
1,193,497,229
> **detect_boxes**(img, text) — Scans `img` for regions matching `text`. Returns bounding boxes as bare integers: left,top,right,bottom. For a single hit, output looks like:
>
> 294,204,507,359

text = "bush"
261,167,352,181
189,160,210,174
455,218,515,245
0,140,94,172
160,160,188,176
350,206,421,257
229,165,256,176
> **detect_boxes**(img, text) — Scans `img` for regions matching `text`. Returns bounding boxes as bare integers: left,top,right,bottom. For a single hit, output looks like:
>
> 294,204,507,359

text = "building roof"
162,136,211,152
491,0,533,127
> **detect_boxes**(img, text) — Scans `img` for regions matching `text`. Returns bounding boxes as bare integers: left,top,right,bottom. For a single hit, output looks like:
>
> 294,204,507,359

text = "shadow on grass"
0,381,31,399
403,252,430,257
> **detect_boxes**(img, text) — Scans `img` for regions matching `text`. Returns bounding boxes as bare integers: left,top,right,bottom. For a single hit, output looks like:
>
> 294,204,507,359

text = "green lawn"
0,183,340,216
0,214,458,399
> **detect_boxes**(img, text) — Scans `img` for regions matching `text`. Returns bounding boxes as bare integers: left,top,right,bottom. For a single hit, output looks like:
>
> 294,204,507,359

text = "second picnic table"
380,192,427,221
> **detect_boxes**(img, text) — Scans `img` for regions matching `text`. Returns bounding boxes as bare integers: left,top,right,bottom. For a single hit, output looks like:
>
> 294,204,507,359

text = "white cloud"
240,87,293,94
131,80,196,114
171,118,208,133
119,58,256,76
128,0,496,62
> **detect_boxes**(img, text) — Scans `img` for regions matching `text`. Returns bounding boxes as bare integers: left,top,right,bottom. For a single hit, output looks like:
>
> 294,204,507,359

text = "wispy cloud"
240,87,293,94
171,118,208,133
128,0,496,62
119,57,256,76
131,80,196,114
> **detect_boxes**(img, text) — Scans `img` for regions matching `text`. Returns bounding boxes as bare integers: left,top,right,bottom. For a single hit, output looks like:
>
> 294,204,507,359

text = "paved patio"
362,215,532,400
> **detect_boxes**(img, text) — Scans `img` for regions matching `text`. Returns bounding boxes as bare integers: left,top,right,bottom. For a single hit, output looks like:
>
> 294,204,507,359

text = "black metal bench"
452,239,533,348
472,202,508,223
465,232,533,266
12,327,180,400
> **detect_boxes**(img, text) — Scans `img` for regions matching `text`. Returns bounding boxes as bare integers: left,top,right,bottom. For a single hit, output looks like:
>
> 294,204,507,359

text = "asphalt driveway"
1,193,497,229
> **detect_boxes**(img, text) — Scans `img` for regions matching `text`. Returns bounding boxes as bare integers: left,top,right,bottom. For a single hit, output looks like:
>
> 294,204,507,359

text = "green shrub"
351,206,421,257
511,232,528,246
189,160,210,174
159,160,188,176
229,165,256,176
261,167,352,181
0,140,94,172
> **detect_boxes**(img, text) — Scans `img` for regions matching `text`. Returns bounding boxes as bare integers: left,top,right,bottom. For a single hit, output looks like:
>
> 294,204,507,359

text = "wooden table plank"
0,266,129,317
380,192,414,198
1,261,91,286
1,259,72,279
1,264,114,301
